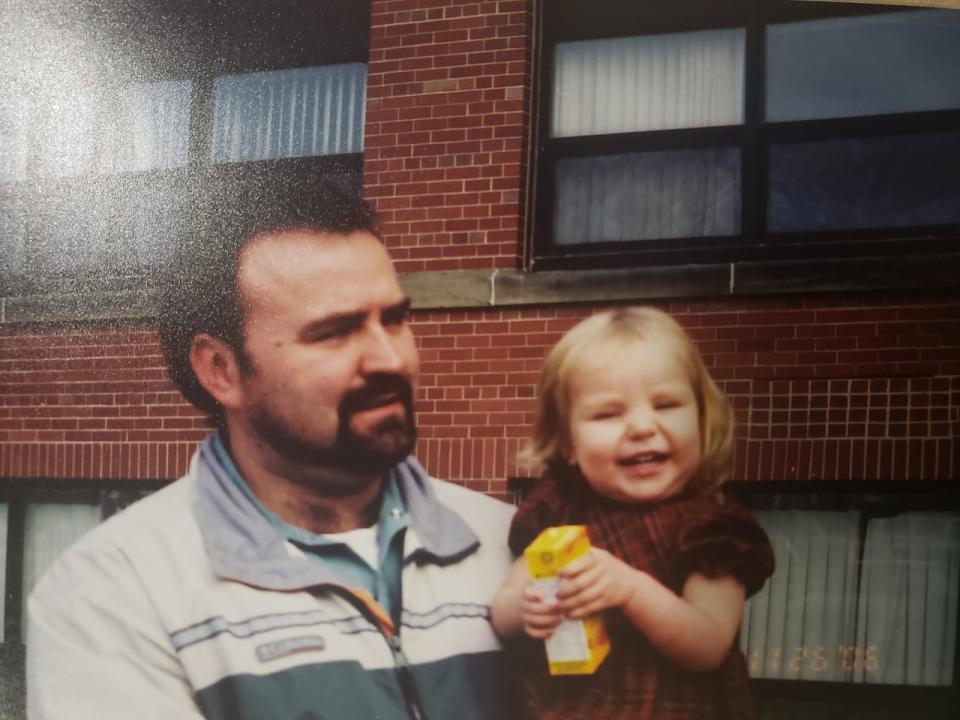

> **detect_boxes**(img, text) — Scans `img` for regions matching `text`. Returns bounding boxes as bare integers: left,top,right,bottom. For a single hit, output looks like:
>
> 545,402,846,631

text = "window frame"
530,0,960,271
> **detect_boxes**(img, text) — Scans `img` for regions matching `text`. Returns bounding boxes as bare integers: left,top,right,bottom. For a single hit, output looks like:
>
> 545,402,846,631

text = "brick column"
364,0,532,272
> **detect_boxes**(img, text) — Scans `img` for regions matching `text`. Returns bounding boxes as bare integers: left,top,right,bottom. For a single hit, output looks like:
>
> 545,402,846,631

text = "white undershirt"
327,524,380,570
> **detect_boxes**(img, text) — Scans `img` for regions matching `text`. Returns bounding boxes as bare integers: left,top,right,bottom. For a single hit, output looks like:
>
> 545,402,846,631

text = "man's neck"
223,433,386,534
261,477,384,534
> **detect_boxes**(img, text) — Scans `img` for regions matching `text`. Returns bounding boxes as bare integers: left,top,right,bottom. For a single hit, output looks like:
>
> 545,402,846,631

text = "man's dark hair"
157,176,379,423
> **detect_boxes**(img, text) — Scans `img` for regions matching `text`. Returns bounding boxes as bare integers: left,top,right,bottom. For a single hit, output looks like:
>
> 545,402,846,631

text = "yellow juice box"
523,525,610,675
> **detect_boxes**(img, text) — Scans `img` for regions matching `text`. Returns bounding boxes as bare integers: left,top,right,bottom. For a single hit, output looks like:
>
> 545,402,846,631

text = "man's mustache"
339,374,415,416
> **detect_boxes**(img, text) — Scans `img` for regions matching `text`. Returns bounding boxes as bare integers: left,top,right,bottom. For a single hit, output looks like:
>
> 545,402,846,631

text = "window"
0,479,161,719
742,511,959,685
533,0,960,270
730,483,960,718
211,64,367,164
0,0,370,290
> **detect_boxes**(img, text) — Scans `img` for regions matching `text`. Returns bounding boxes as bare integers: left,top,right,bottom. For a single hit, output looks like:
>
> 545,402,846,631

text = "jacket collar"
191,435,479,590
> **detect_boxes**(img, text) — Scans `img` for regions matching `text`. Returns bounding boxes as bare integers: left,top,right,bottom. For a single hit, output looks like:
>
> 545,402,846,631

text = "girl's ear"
559,437,578,466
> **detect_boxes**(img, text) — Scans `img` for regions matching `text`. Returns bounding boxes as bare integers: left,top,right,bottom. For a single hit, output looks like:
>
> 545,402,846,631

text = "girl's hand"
490,557,566,639
555,548,640,618
520,585,564,639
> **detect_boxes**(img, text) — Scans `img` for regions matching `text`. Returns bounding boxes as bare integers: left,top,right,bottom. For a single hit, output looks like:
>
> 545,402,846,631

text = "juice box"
523,525,610,675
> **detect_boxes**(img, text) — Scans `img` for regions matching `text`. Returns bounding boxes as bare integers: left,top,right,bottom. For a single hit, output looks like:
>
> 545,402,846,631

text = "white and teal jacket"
27,437,516,720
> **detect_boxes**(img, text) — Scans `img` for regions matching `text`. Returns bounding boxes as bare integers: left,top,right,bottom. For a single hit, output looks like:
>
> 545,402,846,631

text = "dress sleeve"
507,478,570,556
670,496,775,598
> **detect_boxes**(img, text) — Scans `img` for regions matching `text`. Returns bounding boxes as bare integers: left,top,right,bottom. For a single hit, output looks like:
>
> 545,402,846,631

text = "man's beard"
250,373,417,491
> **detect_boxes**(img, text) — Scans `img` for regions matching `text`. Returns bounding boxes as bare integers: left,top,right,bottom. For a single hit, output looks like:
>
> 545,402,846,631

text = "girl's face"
565,337,701,504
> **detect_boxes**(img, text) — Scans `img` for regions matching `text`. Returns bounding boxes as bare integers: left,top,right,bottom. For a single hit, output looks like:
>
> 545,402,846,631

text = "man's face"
231,229,419,490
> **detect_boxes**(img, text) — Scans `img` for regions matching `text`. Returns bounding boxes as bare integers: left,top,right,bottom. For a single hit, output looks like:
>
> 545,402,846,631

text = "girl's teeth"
621,453,661,465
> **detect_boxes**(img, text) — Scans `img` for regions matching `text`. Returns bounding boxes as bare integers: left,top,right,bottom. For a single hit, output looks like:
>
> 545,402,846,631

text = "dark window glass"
769,132,960,233
766,10,960,122
27,179,185,275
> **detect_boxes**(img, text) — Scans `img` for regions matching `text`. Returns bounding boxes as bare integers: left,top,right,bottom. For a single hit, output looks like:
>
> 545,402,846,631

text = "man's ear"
190,334,246,411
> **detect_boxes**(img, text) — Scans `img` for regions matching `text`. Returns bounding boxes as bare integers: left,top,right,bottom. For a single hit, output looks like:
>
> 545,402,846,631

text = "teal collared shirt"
210,434,409,620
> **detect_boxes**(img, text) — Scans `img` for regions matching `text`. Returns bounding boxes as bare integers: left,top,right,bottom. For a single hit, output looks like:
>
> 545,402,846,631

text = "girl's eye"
591,410,620,420
655,400,682,411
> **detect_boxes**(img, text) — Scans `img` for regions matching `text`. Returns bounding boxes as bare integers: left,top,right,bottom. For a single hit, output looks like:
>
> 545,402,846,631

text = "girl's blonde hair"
523,307,734,493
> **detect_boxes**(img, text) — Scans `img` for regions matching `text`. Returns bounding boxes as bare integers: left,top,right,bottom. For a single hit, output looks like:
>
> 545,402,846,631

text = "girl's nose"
625,406,656,437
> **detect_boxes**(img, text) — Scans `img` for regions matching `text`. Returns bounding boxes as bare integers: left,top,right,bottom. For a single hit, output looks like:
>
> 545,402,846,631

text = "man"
27,182,517,720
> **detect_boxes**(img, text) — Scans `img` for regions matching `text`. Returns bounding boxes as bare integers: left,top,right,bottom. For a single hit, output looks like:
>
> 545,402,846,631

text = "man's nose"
360,325,409,374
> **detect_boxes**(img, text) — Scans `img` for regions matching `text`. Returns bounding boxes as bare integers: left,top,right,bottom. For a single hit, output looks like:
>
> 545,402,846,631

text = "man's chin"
341,414,416,471
250,408,415,478
366,425,416,463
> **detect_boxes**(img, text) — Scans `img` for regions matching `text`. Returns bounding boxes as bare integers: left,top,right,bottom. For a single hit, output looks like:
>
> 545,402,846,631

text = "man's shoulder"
88,475,195,543
429,477,512,510
427,477,515,532
31,476,198,598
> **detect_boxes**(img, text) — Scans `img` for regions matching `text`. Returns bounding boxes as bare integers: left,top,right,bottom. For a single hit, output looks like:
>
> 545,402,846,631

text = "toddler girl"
492,307,774,719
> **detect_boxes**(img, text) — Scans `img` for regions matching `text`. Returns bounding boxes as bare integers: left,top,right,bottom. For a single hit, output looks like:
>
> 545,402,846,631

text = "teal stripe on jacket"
196,650,514,720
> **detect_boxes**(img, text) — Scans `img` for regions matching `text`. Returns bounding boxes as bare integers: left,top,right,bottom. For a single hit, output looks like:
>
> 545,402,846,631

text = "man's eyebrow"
383,297,413,318
298,310,366,341
297,298,412,341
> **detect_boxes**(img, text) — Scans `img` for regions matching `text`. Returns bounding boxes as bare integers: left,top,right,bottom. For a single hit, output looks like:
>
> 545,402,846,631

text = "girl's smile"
616,451,670,475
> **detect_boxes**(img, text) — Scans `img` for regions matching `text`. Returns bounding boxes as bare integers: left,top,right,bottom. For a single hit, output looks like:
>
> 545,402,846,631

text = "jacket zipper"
387,634,426,720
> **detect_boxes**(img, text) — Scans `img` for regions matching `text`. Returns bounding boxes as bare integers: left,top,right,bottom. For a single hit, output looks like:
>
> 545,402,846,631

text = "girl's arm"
556,549,746,672
490,557,565,639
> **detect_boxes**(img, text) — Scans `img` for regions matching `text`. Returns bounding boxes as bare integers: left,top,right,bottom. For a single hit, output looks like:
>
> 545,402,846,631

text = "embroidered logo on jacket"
255,635,326,662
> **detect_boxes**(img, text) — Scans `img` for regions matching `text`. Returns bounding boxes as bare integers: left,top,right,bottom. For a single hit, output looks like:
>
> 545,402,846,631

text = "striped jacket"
27,438,516,720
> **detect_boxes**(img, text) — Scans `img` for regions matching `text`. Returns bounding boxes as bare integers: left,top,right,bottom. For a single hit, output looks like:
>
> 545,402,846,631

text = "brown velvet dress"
508,466,775,720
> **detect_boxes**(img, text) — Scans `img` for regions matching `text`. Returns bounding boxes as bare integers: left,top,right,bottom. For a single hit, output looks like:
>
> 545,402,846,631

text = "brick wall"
3,292,957,498
0,325,206,481
414,292,960,496
364,0,531,272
